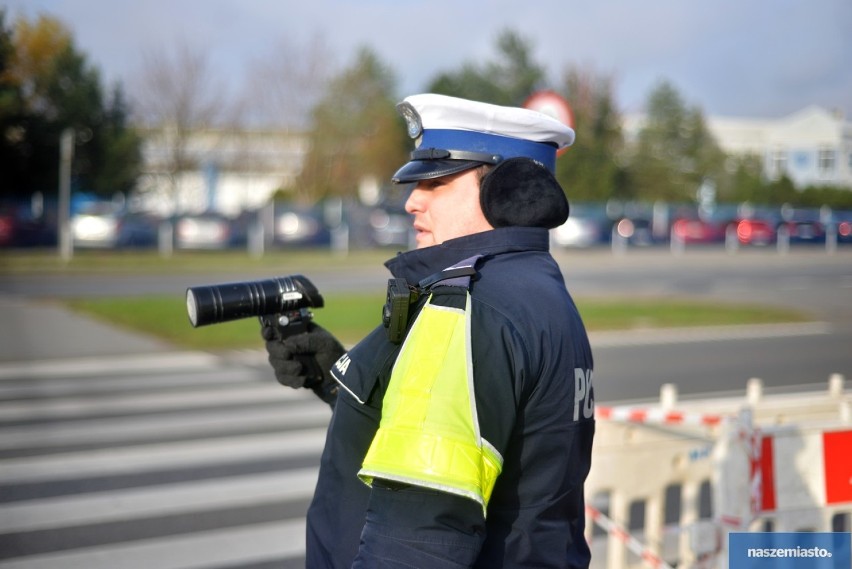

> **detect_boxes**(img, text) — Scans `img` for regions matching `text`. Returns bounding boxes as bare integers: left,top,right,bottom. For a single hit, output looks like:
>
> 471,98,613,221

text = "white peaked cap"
404,93,575,148
393,93,575,183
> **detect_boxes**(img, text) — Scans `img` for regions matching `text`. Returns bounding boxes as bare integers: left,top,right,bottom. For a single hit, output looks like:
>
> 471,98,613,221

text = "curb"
588,321,831,348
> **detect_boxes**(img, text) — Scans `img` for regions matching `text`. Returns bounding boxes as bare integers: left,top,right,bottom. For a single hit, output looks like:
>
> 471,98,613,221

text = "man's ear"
479,157,570,229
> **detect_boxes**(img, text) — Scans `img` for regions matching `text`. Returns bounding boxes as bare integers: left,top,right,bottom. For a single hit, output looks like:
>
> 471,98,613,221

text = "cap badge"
397,101,423,139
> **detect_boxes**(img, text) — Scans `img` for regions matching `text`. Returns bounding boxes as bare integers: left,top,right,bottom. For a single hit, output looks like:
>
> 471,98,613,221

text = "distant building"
135,126,308,216
136,106,851,216
624,106,852,190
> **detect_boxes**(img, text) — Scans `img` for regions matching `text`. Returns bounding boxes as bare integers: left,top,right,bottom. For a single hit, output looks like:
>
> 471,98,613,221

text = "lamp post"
58,128,74,262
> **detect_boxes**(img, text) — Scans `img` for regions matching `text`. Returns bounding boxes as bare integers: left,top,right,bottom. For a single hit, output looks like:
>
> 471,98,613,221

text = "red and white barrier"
717,421,852,532
589,375,849,568
751,428,852,513
586,505,675,569
596,405,726,428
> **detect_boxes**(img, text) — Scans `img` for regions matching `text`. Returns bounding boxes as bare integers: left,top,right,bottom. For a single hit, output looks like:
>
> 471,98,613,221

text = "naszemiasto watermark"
746,545,833,559
729,532,850,568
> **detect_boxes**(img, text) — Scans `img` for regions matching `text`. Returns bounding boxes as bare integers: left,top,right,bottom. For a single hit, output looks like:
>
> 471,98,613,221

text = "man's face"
404,168,494,248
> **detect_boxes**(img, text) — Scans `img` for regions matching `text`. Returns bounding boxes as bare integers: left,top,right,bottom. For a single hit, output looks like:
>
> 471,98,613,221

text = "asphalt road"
560,247,852,402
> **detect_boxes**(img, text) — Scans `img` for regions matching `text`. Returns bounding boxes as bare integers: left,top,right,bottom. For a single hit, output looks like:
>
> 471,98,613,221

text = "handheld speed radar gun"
186,274,324,338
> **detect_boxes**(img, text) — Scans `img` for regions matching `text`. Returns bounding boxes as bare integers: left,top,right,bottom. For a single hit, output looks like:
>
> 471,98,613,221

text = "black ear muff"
479,157,570,229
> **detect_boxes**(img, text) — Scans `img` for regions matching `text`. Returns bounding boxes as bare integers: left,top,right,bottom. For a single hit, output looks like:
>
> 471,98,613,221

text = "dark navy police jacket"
307,226,595,568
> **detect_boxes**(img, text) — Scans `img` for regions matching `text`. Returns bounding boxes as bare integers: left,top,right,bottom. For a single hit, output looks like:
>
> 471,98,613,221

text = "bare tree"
131,40,235,211
242,31,336,130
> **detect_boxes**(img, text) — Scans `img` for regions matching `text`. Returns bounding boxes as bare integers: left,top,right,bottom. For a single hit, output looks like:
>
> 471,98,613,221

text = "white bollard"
828,373,845,398
247,220,264,258
725,225,739,254
660,383,678,409
158,220,173,258
611,224,627,256
776,225,790,255
331,223,350,257
826,223,838,254
670,226,685,256
746,377,763,406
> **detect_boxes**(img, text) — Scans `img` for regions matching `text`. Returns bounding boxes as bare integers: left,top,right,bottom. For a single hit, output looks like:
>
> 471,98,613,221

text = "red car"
670,217,725,244
730,217,776,246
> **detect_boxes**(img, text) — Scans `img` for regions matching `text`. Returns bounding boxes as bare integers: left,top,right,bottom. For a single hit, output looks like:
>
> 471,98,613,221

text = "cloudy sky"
7,0,852,120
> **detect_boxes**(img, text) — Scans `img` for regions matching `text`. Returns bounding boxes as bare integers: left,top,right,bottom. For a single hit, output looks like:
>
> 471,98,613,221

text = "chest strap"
418,254,482,290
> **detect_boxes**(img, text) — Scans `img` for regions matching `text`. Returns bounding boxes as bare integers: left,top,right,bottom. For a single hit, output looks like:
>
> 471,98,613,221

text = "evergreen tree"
555,66,625,202
626,81,726,203
0,12,141,200
426,30,546,106
0,10,29,195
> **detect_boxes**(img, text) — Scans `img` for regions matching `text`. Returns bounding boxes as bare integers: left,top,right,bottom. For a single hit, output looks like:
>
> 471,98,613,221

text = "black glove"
262,327,304,388
262,322,345,405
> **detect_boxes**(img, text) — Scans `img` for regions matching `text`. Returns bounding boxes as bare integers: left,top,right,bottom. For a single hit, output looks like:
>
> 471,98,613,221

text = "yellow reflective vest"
358,290,502,515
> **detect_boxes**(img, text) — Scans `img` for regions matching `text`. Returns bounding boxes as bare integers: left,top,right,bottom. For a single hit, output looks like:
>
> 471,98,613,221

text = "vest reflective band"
358,292,503,515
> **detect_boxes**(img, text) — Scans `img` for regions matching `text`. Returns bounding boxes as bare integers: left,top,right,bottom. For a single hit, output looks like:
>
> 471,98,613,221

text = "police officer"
263,93,595,568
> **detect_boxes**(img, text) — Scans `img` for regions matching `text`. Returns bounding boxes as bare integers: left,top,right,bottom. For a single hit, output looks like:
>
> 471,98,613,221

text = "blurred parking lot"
552,201,852,252
0,196,418,254
3,198,851,255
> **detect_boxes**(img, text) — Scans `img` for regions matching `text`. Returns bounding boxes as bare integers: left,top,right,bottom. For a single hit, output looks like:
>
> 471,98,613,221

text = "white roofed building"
624,106,852,191
134,106,852,218
134,126,308,217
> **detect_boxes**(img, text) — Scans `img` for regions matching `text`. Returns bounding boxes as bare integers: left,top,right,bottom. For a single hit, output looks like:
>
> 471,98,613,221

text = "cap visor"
392,159,483,184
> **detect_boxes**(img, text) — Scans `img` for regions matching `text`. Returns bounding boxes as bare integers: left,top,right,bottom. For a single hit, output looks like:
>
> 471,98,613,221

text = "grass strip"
579,298,809,331
63,294,809,352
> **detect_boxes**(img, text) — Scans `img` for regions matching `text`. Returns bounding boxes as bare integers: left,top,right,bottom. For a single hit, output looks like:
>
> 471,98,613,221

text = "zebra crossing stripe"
0,382,308,422
0,352,223,381
0,520,307,569
0,405,328,451
0,468,318,533
0,428,327,484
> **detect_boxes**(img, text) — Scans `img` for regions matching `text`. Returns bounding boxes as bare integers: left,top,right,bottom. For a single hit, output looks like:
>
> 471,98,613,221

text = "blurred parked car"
173,212,243,250
612,216,657,247
367,201,412,248
551,204,611,248
669,215,725,245
0,203,57,247
727,216,777,246
271,203,330,247
777,209,826,245
71,203,158,249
